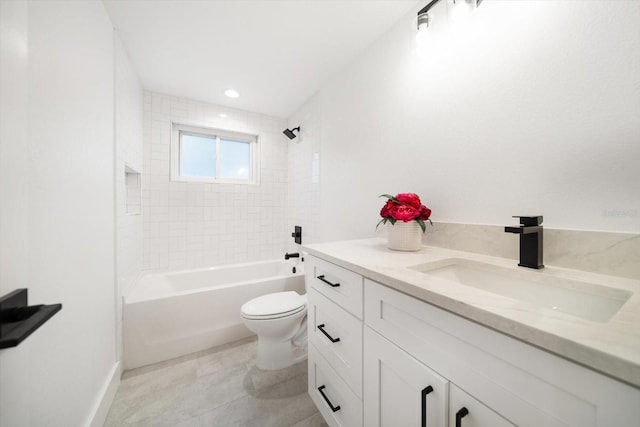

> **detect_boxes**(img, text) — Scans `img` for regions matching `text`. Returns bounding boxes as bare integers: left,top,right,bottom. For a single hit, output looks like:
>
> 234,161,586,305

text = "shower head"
283,127,300,140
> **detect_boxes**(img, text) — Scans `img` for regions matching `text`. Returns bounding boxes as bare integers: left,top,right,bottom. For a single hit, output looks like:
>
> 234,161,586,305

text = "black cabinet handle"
421,385,434,427
0,289,62,349
317,385,341,412
317,324,341,343
316,275,340,287
456,407,469,427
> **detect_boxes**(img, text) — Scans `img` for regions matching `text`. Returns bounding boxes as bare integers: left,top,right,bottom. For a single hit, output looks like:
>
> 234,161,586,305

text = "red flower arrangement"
377,193,432,232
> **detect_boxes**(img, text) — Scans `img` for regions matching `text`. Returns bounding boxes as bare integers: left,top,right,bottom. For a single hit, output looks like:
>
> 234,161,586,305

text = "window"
171,124,258,183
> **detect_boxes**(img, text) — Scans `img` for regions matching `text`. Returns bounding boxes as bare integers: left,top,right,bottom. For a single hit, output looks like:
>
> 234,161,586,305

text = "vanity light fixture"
450,0,482,23
417,0,441,31
417,0,481,30
451,0,482,7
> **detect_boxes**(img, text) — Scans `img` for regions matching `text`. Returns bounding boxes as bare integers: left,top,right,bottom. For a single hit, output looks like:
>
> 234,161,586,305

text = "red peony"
419,205,432,221
380,199,395,218
377,192,433,232
395,193,422,209
390,204,420,222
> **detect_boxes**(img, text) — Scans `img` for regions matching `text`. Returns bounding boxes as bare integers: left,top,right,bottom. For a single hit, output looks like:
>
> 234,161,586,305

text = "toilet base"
256,338,307,370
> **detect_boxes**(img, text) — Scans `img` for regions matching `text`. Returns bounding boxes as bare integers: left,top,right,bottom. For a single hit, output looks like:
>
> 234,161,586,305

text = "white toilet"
241,291,307,370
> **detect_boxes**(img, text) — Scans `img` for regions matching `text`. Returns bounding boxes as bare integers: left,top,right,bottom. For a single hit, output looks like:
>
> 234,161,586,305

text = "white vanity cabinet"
364,278,640,427
305,255,364,427
305,252,640,427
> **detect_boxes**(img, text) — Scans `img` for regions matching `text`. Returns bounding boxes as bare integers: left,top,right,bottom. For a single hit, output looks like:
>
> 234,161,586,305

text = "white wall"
0,1,120,425
0,1,31,424
303,0,640,241
143,92,290,270
115,34,143,363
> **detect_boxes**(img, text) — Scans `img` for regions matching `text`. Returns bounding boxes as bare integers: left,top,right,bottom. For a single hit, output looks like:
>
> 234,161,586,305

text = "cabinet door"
364,327,448,427
449,384,515,427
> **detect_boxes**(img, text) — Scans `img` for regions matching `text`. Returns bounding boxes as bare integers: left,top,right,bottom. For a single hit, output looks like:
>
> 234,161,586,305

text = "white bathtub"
123,259,305,369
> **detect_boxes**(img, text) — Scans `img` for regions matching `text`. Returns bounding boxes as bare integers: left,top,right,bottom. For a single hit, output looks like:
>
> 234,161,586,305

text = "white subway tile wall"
143,92,289,270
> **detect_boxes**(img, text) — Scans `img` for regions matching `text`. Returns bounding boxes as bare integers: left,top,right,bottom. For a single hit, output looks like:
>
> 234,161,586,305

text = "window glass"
180,133,216,178
171,124,257,184
220,139,251,180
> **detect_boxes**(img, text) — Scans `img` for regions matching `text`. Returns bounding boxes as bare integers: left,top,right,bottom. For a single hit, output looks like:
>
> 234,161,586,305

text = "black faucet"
284,252,300,260
504,216,544,269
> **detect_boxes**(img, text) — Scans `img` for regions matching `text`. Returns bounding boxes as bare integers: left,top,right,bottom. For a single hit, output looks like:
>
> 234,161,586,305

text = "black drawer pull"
317,385,341,412
421,385,434,427
456,407,469,427
317,324,341,343
317,275,340,287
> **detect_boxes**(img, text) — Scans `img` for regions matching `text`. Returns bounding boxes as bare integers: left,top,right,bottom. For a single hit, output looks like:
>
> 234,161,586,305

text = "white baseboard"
86,361,121,427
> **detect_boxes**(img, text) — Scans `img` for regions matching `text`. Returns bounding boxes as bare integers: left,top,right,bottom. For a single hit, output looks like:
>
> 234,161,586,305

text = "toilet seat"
241,291,306,320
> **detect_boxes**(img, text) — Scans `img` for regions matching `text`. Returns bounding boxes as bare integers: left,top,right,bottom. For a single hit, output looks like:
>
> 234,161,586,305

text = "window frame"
170,123,259,184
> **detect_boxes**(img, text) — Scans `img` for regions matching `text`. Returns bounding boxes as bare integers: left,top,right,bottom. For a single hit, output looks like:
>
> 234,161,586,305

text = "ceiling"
103,0,419,118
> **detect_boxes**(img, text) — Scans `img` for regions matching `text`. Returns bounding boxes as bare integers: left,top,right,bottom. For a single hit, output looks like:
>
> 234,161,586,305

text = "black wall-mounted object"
284,252,300,260
418,0,482,16
505,215,544,269
291,225,302,244
0,289,62,349
283,127,300,140
418,0,442,16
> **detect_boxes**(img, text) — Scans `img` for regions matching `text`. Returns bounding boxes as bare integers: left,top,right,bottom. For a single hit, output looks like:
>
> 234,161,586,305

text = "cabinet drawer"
305,255,363,319
309,343,362,427
309,288,362,397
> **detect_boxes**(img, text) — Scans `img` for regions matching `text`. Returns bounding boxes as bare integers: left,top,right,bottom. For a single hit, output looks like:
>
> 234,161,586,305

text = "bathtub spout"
284,252,300,260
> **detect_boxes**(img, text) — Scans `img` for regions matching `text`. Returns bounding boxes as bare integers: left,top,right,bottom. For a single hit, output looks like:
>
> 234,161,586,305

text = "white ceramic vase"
387,221,423,251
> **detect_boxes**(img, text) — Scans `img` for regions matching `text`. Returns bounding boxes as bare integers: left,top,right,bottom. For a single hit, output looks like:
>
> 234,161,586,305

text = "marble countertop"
302,238,640,389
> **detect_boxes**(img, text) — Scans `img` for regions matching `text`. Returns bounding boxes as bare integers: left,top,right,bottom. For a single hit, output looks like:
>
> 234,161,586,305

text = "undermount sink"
408,258,632,323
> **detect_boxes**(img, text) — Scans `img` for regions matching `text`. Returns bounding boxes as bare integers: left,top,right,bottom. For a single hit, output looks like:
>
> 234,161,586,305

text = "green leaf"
416,219,426,233
376,218,387,230
379,194,399,203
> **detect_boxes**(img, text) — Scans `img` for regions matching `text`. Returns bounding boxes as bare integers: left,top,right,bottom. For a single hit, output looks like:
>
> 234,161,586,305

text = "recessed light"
219,113,228,118
224,89,239,98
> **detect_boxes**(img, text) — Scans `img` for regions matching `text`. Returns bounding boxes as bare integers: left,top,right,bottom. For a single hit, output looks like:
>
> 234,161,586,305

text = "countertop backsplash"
421,222,639,280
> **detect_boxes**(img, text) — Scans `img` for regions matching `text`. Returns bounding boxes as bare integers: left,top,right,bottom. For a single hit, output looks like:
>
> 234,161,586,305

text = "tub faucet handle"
284,252,300,260
291,226,302,244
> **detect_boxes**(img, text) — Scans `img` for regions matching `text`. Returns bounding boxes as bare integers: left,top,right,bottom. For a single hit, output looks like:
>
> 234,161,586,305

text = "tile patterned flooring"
105,338,328,427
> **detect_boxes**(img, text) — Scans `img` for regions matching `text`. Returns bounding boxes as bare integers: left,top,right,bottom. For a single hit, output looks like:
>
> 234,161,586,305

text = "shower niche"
125,165,141,215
